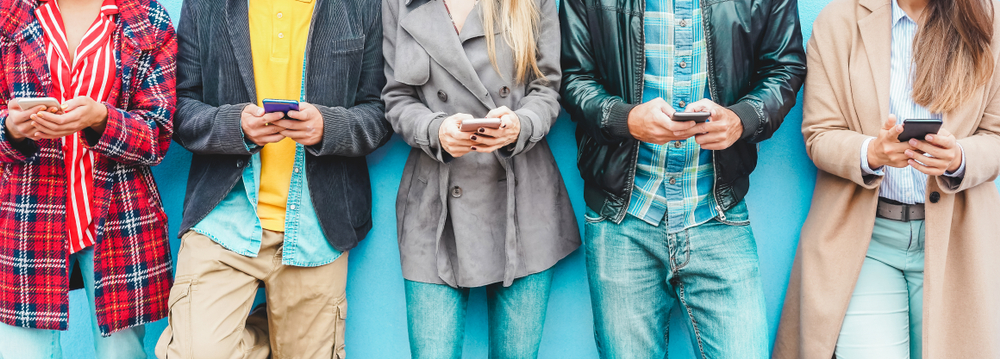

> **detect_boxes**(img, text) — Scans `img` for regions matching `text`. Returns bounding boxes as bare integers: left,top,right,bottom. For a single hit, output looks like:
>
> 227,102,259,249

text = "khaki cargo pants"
156,230,348,359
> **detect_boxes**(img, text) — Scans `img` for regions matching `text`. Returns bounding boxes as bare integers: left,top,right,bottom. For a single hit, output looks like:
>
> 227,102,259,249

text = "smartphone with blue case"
262,99,299,116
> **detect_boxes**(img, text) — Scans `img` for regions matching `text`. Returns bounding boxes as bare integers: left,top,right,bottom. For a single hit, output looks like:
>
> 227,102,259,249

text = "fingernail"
909,139,917,146
471,135,477,141
478,128,485,133
926,135,934,141
470,146,477,151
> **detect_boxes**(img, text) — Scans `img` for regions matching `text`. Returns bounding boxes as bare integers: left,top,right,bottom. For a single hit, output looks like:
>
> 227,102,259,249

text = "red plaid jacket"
0,0,176,335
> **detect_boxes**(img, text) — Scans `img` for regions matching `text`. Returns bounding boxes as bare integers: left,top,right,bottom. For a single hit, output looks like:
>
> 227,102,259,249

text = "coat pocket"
393,35,431,86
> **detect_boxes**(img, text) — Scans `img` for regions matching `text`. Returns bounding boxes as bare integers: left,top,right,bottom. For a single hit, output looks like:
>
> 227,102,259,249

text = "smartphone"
672,112,711,123
460,118,502,132
897,118,943,142
15,97,61,111
262,99,300,115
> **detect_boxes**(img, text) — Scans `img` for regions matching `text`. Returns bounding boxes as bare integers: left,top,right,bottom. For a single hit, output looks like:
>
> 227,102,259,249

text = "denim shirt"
627,0,718,233
191,60,341,268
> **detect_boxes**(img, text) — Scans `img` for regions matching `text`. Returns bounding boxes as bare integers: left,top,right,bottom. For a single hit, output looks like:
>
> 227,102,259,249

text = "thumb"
883,115,897,130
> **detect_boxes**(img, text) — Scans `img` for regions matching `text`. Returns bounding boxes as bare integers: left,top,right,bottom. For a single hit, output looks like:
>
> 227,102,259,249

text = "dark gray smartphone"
897,118,943,142
672,112,711,123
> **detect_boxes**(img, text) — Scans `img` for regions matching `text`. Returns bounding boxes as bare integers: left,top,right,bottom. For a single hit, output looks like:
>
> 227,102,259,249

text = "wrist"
947,147,963,173
4,118,25,142
866,141,883,169
88,104,109,132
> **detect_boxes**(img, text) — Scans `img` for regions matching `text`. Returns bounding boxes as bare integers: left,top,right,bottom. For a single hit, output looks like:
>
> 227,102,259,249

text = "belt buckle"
899,204,909,222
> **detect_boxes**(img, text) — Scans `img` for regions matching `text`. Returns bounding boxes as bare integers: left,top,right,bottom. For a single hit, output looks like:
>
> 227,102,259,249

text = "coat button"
450,186,462,198
929,191,941,203
437,90,448,102
499,86,511,98
236,159,244,168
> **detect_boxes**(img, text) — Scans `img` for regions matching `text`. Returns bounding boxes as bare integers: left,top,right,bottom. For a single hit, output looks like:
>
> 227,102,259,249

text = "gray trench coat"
382,0,580,287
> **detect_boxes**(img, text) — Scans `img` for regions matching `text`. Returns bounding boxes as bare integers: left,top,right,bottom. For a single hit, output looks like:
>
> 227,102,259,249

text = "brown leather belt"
876,197,925,222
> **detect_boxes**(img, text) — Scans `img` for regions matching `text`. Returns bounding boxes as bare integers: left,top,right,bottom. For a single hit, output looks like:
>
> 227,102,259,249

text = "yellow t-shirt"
248,0,315,232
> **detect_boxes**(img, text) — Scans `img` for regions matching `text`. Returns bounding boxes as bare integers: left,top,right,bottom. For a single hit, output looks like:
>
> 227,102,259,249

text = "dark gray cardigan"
173,0,391,251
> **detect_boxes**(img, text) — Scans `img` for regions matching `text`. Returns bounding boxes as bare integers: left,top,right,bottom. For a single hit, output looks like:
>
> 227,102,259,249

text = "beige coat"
773,0,1000,357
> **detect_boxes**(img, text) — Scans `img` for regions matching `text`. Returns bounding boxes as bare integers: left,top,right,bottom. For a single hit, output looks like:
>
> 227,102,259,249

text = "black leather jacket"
559,0,807,223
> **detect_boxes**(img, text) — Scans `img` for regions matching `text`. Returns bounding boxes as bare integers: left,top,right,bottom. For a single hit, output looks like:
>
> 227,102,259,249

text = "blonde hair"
480,0,545,84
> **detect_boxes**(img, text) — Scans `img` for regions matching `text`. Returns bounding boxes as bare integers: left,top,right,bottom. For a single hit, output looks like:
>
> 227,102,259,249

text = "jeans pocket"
584,206,606,223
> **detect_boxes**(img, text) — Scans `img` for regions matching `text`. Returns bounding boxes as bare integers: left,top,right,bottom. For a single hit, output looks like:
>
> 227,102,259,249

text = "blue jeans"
0,248,146,359
835,218,925,359
585,200,768,359
404,268,554,359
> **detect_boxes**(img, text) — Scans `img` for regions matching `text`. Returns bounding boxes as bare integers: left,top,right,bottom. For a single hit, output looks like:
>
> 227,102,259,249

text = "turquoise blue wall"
56,0,1000,357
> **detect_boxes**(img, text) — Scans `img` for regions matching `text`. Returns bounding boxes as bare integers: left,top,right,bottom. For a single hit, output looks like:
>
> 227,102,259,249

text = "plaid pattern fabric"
0,0,176,336
627,0,718,233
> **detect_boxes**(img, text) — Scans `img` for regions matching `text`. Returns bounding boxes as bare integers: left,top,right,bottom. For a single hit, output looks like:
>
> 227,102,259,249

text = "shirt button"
278,32,284,39
679,19,688,27
290,204,297,210
276,12,283,18
673,141,684,148
293,167,300,173
668,177,677,185
679,61,687,68
451,186,463,198
679,100,686,108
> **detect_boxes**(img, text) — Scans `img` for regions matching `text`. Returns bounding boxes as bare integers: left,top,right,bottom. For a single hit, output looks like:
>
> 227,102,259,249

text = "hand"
30,96,107,139
273,102,324,146
471,106,521,153
438,113,475,158
670,99,743,150
5,99,53,142
867,114,911,169
906,128,963,176
627,97,696,145
241,104,286,147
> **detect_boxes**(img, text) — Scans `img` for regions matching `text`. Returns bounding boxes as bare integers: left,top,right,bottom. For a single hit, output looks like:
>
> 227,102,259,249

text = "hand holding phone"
6,98,63,141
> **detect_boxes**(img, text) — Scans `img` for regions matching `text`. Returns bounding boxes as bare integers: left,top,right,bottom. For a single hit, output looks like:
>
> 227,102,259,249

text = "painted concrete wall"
55,0,1000,357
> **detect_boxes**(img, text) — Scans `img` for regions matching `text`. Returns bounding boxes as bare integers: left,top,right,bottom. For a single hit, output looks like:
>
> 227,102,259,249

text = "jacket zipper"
618,0,646,224
700,0,726,220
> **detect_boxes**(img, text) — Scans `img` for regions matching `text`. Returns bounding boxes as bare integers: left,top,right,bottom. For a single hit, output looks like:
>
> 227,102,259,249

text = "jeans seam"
677,281,708,359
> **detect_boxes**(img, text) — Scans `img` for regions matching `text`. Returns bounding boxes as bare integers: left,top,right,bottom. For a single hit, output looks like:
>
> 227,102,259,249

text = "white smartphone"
15,97,61,111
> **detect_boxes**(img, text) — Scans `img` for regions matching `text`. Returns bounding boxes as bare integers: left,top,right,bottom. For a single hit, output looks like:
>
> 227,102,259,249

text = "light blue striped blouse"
860,0,965,204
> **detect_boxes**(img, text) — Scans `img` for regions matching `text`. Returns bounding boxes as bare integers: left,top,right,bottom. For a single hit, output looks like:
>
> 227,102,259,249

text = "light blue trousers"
0,248,146,359
836,217,925,359
404,268,554,359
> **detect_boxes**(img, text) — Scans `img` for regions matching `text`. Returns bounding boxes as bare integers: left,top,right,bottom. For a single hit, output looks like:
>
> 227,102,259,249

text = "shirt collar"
891,0,911,26
38,0,118,15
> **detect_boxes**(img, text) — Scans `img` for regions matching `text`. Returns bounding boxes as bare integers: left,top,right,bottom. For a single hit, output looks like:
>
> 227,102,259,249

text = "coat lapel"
857,0,892,133
226,0,257,103
13,17,53,97
400,0,494,109
457,4,500,44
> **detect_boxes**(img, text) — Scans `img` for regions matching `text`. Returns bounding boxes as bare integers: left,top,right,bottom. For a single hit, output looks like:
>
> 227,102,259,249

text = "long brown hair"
481,0,545,84
912,0,995,113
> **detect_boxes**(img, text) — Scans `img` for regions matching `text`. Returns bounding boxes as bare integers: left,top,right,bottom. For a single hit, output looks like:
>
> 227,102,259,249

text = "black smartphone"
897,118,943,142
672,112,711,123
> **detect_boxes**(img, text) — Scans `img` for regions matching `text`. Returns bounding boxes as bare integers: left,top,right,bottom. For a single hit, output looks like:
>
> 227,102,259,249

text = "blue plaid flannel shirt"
627,0,719,233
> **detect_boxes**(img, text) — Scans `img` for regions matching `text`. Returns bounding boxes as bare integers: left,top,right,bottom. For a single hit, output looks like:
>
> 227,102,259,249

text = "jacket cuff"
221,103,253,154
606,99,636,140
0,124,37,161
729,100,761,142
499,108,540,158
426,113,453,163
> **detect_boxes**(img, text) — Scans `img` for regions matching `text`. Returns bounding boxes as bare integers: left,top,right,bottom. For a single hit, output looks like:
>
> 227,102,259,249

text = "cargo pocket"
156,281,192,358
333,294,348,359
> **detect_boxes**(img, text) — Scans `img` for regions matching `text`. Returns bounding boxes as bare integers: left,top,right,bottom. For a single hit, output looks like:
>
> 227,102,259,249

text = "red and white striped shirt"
35,0,118,254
